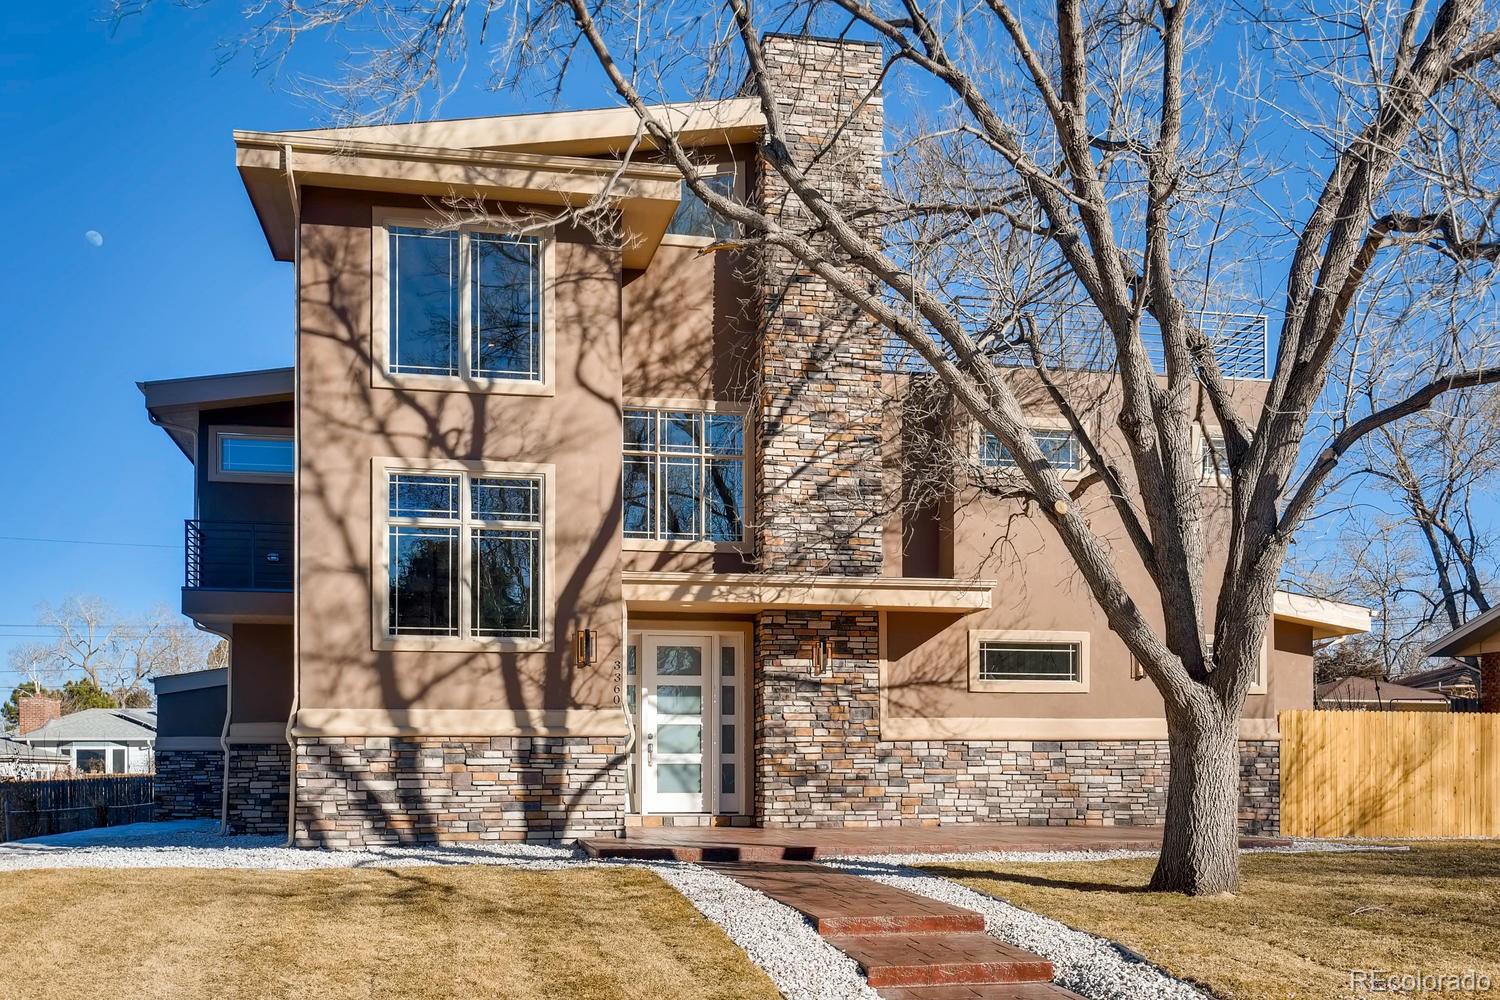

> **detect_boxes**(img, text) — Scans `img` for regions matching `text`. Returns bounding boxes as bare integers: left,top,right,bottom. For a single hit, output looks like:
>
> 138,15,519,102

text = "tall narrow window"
981,428,1080,471
383,467,545,643
383,222,545,385
623,407,746,543
388,228,460,377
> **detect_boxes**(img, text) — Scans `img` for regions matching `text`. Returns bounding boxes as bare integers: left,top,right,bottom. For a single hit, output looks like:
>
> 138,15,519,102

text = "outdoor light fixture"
810,637,834,673
575,629,598,666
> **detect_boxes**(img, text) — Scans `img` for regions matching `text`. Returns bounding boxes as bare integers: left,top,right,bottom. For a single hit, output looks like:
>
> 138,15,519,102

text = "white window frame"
622,397,751,551
1196,424,1231,486
968,629,1091,693
371,208,557,397
975,416,1087,481
69,744,116,774
659,164,746,248
371,457,555,653
207,426,294,484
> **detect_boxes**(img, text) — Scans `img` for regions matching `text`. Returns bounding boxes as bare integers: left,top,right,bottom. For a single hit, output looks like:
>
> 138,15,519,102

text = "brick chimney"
17,695,61,736
752,35,887,577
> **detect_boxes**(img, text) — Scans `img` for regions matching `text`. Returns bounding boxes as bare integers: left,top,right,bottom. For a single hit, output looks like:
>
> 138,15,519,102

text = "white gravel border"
653,862,879,1000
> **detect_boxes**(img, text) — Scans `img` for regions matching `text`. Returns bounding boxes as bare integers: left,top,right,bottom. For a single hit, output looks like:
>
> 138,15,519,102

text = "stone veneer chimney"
752,35,887,577
17,694,61,736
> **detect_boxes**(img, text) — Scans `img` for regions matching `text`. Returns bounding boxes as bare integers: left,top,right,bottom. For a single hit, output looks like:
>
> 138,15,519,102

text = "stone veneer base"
154,747,224,821
294,736,628,848
226,742,291,835
754,610,1282,836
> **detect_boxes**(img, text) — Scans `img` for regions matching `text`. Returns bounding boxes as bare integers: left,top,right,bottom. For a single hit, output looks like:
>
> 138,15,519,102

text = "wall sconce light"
810,637,834,673
576,629,598,666
1130,656,1145,681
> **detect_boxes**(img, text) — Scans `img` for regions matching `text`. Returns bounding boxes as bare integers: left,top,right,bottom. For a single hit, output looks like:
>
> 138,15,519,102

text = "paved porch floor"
578,823,1290,861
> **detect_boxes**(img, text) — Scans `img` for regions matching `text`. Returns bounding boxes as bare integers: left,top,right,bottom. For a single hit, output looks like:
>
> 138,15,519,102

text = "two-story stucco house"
140,35,1367,847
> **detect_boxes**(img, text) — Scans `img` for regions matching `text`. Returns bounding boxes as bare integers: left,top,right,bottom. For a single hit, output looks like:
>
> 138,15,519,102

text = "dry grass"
924,842,1500,1000
0,866,780,1000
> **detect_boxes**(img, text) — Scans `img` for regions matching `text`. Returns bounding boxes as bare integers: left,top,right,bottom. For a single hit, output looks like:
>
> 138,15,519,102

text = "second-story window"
384,469,544,641
623,407,746,543
980,428,1080,472
386,225,544,384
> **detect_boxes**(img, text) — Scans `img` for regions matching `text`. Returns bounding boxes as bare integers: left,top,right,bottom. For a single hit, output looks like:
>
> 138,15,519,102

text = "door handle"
645,734,654,765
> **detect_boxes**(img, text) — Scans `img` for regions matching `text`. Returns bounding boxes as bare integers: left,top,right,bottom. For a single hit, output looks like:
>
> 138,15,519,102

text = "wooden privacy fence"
0,775,155,842
1281,709,1500,838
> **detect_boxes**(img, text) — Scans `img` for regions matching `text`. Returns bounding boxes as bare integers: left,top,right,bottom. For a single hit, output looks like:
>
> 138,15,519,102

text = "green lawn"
923,842,1500,1000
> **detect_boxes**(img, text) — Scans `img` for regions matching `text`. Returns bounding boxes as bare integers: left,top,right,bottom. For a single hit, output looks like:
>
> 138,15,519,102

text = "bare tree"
123,0,1500,893
24,597,220,701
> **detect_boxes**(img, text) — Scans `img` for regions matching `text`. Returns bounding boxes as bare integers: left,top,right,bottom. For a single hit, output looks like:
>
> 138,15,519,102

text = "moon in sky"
84,230,104,247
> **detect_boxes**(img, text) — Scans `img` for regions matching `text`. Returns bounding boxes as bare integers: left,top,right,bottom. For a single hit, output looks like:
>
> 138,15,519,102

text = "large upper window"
969,630,1090,693
379,462,549,648
377,214,551,392
980,428,1080,472
623,407,746,544
209,428,293,483
665,174,739,240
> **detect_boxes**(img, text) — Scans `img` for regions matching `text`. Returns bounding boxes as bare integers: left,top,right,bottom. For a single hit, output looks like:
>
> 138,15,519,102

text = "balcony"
885,307,1271,381
182,520,292,625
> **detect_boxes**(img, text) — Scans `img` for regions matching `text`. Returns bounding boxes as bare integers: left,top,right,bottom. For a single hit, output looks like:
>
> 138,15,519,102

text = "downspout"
218,642,233,834
282,142,303,847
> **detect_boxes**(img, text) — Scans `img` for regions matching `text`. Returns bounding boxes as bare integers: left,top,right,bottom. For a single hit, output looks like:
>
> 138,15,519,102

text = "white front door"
641,634,713,813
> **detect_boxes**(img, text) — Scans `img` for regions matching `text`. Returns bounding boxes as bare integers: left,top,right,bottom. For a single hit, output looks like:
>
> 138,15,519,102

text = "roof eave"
235,133,684,269
1425,604,1500,657
1272,591,1372,640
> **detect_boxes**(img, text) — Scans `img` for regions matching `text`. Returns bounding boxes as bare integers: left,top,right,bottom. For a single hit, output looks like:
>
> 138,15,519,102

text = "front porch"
578,822,1291,862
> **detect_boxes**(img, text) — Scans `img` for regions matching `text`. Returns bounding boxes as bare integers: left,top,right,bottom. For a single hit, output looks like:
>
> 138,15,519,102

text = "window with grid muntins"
981,429,1080,471
388,226,542,382
385,471,543,640
977,641,1080,682
623,408,746,543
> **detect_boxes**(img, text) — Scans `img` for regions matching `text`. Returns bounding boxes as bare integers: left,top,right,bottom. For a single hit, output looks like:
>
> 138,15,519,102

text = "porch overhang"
622,571,995,615
235,132,684,269
1272,591,1371,640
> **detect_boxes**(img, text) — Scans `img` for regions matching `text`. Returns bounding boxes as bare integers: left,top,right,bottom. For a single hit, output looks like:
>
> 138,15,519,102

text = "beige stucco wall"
878,370,1312,734
296,187,624,717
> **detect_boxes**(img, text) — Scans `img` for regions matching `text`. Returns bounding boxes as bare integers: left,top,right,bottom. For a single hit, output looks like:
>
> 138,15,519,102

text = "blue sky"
0,2,604,684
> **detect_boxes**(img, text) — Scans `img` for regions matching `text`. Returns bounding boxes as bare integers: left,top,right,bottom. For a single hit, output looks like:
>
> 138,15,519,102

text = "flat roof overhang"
236,133,684,269
622,571,996,615
1272,591,1371,640
139,367,295,461
182,589,293,628
1426,603,1500,656
280,98,766,157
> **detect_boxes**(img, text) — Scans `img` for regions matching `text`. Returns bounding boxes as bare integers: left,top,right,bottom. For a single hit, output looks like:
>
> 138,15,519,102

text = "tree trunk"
1149,713,1242,894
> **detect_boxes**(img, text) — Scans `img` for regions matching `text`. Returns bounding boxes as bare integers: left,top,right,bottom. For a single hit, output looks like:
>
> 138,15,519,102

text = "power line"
0,534,179,550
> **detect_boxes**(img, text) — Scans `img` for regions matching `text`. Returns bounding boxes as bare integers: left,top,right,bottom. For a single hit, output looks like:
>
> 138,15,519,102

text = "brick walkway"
578,822,1289,861
711,862,1086,999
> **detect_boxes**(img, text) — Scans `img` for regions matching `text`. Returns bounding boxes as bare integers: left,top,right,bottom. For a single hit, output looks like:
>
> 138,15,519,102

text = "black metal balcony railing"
184,520,293,592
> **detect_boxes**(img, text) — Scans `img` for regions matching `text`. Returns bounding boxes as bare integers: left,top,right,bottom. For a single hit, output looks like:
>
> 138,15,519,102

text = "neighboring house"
139,35,1369,845
0,738,69,780
1426,610,1500,712
151,669,228,819
13,709,156,774
1314,676,1452,712
1401,659,1482,712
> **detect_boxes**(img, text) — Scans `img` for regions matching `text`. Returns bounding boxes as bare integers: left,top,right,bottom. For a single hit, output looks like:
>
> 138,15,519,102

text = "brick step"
878,983,1086,999
711,862,984,935
827,933,1055,989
